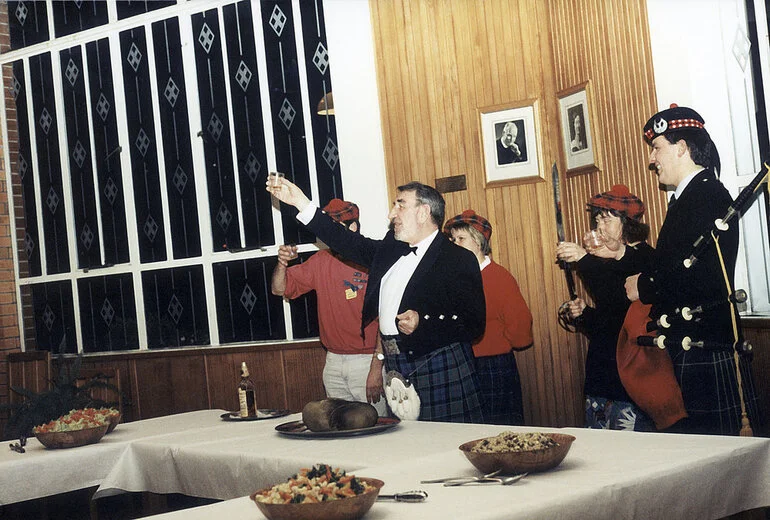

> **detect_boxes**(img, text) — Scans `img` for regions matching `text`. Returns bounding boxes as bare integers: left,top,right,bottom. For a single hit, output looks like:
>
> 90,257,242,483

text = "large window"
1,0,342,353
647,0,770,316
743,0,770,314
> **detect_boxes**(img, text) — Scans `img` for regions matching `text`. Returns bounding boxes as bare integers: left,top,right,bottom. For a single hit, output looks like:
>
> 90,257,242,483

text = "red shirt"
284,249,378,354
474,260,533,357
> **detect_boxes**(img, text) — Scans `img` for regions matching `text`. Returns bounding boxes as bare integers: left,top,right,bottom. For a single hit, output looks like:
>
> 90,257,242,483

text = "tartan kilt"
475,352,524,426
386,342,484,423
670,346,761,435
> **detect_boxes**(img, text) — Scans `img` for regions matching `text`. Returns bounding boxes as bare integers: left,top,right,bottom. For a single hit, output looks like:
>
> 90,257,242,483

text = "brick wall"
0,4,22,428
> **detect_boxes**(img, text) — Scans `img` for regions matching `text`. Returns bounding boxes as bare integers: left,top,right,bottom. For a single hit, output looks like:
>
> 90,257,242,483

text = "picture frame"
557,81,598,175
478,99,543,187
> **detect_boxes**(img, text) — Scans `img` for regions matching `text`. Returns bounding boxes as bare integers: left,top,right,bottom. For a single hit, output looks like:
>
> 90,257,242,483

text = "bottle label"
238,388,249,418
239,388,257,417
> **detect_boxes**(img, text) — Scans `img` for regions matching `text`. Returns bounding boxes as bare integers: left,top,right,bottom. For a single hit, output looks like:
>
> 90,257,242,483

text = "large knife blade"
551,162,578,300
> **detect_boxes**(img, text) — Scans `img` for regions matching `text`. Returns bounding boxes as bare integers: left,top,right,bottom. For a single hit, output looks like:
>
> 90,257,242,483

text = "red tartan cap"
643,103,705,144
322,198,359,224
443,209,492,242
587,184,645,220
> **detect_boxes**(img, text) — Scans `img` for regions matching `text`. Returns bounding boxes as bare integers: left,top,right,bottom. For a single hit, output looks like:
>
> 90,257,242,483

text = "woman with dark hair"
555,185,654,431
444,210,533,425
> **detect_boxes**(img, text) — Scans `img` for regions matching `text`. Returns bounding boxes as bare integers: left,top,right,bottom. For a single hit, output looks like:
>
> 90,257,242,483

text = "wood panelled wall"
1,342,326,439
744,319,770,437
370,0,665,427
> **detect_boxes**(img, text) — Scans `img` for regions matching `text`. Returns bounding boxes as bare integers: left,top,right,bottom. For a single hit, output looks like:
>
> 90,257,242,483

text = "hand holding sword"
551,162,582,332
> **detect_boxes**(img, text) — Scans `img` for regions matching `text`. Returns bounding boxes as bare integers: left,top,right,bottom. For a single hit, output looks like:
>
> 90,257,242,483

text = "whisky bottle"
238,361,258,418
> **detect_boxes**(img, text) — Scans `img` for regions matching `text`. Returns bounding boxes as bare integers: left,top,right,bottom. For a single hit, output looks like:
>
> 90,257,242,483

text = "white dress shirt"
378,230,439,335
296,203,439,335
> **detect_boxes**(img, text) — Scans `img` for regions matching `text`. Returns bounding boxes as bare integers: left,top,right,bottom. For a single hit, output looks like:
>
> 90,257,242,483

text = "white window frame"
0,0,336,352
647,0,770,315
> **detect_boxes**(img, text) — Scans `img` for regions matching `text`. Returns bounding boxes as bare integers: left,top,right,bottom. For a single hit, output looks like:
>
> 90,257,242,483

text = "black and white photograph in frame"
558,82,597,174
494,119,528,165
479,100,542,186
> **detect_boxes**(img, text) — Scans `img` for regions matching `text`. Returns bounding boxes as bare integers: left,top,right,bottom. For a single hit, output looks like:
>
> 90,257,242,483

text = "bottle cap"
241,361,249,377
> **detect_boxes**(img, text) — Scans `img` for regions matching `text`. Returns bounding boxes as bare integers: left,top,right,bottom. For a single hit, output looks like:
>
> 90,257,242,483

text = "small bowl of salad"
250,464,384,520
33,408,111,449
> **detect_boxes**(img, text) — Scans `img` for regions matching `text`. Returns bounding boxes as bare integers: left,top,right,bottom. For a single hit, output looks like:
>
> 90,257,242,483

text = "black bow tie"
401,246,418,256
668,194,677,208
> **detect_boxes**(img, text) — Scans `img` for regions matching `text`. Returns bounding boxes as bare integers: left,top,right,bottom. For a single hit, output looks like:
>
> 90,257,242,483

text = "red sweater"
474,260,533,357
284,250,378,354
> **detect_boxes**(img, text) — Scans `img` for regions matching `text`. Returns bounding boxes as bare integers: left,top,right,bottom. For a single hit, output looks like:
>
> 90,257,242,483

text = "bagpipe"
618,162,769,434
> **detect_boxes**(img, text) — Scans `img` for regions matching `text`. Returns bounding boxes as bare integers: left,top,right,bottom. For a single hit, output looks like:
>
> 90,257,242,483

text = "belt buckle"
381,337,401,355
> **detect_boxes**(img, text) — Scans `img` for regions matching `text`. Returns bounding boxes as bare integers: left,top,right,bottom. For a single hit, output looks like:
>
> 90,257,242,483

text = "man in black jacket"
268,178,486,423
625,104,758,435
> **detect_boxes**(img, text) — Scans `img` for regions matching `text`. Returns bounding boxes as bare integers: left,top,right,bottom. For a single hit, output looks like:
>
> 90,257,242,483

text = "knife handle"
378,490,428,502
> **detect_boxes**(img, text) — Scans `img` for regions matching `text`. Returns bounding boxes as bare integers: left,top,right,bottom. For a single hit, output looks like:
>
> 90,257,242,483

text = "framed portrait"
478,99,543,187
557,82,598,175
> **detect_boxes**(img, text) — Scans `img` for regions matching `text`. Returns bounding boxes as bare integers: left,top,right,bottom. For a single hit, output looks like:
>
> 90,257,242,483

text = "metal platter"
275,417,401,438
220,409,292,422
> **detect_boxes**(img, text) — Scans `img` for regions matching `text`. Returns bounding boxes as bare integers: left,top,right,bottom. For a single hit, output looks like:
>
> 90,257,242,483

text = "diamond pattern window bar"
0,0,343,353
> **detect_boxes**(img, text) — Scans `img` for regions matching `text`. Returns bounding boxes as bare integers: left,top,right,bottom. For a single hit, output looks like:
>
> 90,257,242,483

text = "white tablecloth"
137,423,770,520
95,413,523,499
0,410,227,505
3,408,770,519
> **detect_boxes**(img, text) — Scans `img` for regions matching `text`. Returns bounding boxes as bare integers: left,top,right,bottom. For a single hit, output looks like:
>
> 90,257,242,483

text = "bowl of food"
35,424,109,449
33,408,111,449
250,464,384,520
459,431,575,475
101,409,122,434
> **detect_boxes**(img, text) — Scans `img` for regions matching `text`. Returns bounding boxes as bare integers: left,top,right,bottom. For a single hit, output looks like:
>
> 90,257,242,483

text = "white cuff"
296,202,319,225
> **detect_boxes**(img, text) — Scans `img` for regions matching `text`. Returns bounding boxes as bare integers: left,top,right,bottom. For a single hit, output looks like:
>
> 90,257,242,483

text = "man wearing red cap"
444,210,533,425
271,199,385,416
625,105,759,435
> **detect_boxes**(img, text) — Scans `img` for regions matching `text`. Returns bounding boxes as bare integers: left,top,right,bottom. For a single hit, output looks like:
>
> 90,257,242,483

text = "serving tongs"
443,473,528,486
377,490,428,502
420,469,501,485
420,469,528,486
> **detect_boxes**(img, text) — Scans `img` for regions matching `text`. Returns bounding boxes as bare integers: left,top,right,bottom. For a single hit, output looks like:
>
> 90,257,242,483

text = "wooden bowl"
250,477,384,520
35,424,109,449
105,412,122,434
459,433,576,474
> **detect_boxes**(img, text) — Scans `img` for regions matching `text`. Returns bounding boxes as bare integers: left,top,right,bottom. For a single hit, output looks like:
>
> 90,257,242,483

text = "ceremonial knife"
551,161,578,300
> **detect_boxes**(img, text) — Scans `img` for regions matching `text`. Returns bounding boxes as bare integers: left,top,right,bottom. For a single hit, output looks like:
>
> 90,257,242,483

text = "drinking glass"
268,171,285,188
584,230,603,249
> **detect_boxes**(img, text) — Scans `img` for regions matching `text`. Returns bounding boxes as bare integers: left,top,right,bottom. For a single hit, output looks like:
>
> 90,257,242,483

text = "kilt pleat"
475,353,524,426
387,342,484,423
671,346,761,434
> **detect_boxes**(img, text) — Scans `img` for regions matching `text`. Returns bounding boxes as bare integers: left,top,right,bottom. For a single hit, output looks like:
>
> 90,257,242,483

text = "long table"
128,416,770,520
0,410,224,505
2,409,769,519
